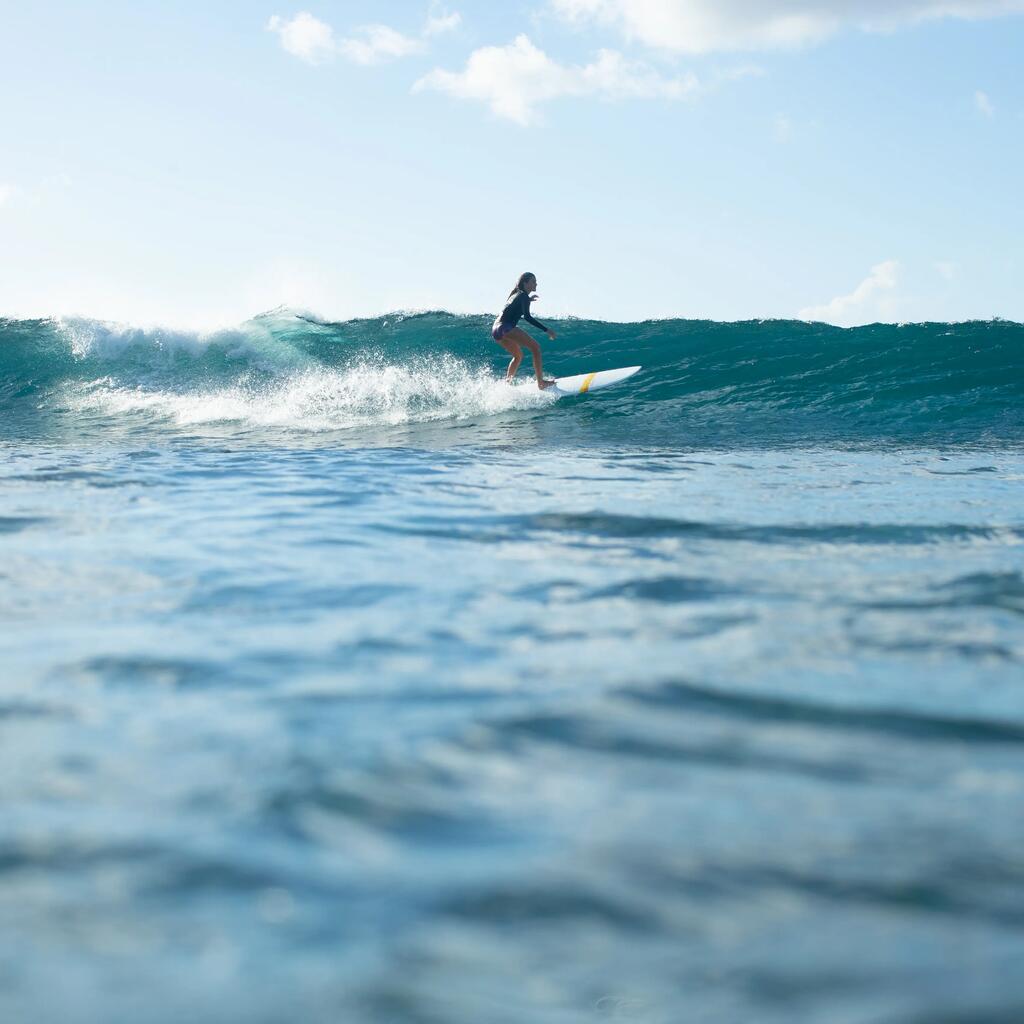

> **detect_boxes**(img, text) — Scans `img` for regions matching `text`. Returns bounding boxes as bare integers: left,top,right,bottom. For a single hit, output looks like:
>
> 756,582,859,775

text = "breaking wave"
2,308,1022,444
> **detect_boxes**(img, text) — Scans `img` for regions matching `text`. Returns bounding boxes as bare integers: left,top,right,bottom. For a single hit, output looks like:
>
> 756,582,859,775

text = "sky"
1,0,1022,327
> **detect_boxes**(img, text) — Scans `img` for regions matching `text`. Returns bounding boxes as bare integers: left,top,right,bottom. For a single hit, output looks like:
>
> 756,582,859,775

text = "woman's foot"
538,378,556,390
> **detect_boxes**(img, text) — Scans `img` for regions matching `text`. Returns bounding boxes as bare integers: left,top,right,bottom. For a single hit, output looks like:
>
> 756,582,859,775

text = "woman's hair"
508,272,536,299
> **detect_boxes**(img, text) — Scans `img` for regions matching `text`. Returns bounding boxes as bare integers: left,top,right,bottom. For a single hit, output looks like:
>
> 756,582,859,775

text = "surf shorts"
492,320,515,342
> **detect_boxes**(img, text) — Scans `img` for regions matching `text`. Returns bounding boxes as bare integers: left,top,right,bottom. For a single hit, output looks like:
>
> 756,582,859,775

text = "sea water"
2,311,1023,1023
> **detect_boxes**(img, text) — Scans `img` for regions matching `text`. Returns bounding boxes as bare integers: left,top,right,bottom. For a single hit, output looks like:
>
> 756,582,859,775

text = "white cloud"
550,0,1024,54
337,25,424,65
974,89,995,117
424,5,462,36
0,184,15,207
268,8,459,65
267,12,337,64
935,260,957,280
799,260,900,325
414,34,698,124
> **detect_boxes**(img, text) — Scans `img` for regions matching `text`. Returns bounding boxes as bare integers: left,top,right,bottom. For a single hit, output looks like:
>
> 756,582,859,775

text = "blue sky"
1,1,1022,327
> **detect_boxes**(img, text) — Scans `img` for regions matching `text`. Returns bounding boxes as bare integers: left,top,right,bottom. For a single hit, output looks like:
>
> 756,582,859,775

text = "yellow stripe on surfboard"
578,372,597,394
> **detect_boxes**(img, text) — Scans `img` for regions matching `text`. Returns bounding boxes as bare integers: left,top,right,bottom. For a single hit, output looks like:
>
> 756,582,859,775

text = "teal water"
2,311,1023,1023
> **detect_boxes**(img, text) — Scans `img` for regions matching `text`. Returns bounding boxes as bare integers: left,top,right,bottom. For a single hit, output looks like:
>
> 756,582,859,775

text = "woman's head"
511,272,537,297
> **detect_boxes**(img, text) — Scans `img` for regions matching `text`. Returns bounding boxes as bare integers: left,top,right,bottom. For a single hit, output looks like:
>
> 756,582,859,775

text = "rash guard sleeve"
522,295,549,333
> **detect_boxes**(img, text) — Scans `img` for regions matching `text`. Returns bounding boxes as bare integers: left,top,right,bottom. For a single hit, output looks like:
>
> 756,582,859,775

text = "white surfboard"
550,365,641,396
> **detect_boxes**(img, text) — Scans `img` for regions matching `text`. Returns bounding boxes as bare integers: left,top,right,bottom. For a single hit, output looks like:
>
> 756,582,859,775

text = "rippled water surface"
3,441,1023,1024
3,313,1024,1022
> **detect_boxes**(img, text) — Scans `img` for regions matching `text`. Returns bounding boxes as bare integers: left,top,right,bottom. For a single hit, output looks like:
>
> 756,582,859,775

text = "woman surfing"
492,272,557,389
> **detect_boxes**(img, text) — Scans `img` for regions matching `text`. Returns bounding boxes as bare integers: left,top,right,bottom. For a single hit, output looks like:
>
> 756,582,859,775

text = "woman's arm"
523,295,553,336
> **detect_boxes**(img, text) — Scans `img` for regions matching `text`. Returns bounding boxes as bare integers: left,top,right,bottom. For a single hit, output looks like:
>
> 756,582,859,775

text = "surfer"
492,272,557,388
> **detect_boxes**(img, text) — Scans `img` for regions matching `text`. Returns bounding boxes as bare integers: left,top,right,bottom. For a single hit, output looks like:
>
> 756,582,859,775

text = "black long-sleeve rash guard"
499,290,549,333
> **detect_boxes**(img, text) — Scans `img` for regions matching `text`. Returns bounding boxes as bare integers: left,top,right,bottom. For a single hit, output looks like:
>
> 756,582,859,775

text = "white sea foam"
67,356,552,433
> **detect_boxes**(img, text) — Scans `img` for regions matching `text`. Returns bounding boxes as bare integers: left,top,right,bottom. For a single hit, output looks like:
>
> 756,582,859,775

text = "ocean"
2,310,1023,1023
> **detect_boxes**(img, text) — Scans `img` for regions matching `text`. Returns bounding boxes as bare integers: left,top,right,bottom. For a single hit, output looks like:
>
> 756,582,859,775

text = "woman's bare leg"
505,328,554,388
497,338,523,381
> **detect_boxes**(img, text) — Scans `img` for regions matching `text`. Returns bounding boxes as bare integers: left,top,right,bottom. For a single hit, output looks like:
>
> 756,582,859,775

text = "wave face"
2,310,1022,445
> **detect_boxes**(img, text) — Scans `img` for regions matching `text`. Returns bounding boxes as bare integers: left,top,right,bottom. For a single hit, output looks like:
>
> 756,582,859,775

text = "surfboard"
550,365,641,396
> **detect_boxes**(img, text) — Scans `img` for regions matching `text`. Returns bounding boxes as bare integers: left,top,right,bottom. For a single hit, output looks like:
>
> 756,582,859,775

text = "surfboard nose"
552,366,642,396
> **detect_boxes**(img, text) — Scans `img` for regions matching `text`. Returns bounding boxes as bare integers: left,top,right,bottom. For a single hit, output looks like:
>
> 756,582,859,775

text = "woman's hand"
547,329,557,341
